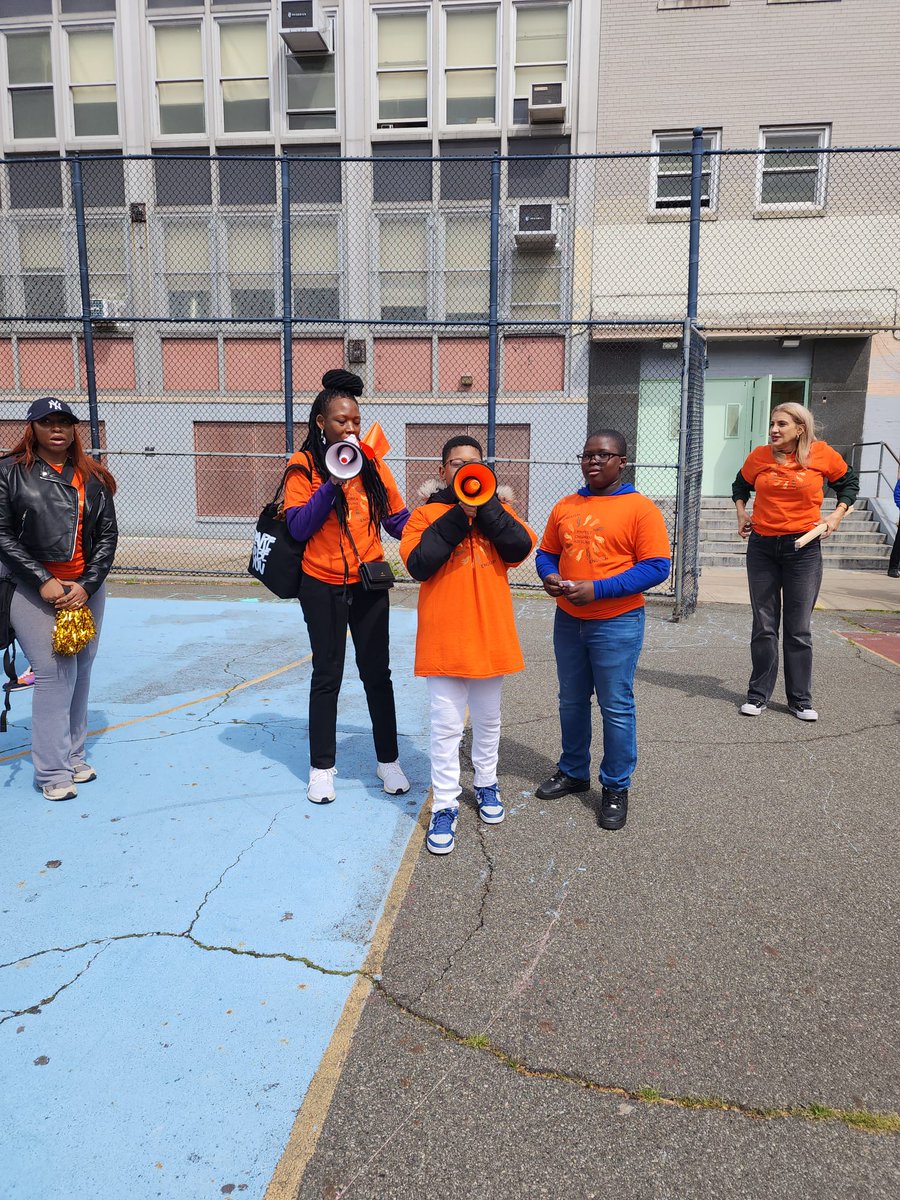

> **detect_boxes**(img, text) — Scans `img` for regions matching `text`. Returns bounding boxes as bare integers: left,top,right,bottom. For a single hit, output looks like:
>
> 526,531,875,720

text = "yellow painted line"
264,794,430,1200
0,653,313,764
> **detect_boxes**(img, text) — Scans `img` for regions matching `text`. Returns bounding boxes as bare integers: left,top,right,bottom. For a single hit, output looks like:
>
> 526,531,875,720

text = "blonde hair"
771,402,815,467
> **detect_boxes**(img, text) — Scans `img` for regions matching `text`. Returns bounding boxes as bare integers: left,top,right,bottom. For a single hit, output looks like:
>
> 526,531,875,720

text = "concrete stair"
698,498,891,569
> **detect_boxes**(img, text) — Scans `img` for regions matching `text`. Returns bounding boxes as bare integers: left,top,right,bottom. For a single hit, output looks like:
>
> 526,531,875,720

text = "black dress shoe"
598,787,628,830
535,770,590,800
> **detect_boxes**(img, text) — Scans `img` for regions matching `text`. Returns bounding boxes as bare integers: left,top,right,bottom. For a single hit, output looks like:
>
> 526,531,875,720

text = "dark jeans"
745,532,823,709
889,522,900,573
298,571,399,769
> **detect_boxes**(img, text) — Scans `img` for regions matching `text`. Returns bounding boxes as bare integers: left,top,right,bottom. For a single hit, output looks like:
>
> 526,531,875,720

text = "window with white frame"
219,20,270,134
163,219,213,318
652,131,720,211
378,215,429,319
285,12,336,130
85,220,129,314
6,30,55,139
758,126,830,208
154,23,205,136
376,9,428,129
512,3,569,125
444,6,497,127
67,27,118,138
18,221,66,316
226,217,276,319
510,249,563,320
291,218,340,320
444,213,489,320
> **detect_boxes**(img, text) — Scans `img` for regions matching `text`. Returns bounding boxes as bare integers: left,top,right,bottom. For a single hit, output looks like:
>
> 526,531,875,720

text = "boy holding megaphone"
400,436,536,856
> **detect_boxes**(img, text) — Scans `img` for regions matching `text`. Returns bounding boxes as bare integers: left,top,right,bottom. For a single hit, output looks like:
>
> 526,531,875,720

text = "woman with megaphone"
283,370,411,805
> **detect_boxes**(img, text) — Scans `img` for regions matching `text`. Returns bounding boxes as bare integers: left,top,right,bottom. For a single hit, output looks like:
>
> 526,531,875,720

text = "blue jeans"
745,532,823,709
553,606,645,792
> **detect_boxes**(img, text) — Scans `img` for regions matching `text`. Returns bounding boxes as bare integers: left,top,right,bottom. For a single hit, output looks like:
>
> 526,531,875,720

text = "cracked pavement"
295,599,900,1199
1,594,430,1200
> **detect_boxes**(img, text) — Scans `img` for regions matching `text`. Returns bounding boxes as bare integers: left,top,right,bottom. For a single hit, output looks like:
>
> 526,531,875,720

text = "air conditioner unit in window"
514,204,557,251
89,298,115,320
528,82,566,124
279,0,331,54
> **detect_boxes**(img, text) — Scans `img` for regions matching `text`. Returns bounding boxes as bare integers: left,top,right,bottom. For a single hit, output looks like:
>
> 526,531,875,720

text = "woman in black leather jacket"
0,397,117,801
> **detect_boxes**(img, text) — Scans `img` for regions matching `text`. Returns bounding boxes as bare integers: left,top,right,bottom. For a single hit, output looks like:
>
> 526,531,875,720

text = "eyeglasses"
578,451,623,464
447,458,480,469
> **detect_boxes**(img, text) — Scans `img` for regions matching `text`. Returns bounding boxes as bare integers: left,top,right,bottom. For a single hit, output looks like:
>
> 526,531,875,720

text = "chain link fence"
1,143,896,610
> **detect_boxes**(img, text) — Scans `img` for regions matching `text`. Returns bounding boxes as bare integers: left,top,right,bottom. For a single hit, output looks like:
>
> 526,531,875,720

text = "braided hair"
300,371,391,532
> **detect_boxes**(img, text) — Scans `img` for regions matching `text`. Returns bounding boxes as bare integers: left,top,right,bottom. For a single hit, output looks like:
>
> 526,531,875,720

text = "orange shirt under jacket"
400,500,536,679
739,442,850,536
42,463,85,581
284,452,405,586
540,491,671,621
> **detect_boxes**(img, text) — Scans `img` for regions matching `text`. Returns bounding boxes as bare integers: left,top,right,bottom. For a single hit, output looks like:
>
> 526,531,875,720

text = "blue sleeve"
535,548,561,579
381,507,411,540
284,480,337,542
593,557,671,600
894,479,900,509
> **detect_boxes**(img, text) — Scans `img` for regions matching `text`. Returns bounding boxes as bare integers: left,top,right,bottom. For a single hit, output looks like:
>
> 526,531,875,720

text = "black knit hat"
322,369,363,397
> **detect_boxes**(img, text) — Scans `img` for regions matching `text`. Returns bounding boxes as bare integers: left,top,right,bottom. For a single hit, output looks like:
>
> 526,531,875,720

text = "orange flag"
361,421,390,460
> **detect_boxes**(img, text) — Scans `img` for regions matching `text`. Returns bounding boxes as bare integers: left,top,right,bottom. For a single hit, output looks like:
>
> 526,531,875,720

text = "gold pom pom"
52,607,97,656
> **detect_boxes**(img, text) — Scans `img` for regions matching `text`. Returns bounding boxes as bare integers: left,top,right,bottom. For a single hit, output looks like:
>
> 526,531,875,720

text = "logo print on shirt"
562,514,606,563
251,531,276,574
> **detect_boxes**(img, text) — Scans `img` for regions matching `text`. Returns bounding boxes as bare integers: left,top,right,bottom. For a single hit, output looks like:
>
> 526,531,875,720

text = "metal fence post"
280,156,294,454
673,128,706,619
69,156,101,459
487,153,501,465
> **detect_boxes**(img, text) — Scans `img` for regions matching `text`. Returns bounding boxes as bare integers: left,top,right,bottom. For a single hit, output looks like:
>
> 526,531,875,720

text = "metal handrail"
849,441,899,501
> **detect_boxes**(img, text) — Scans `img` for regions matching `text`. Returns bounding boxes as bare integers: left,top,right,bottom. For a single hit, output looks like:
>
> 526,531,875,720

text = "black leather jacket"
0,456,117,595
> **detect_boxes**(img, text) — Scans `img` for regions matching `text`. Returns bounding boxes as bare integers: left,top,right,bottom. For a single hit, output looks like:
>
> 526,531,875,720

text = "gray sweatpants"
9,580,106,790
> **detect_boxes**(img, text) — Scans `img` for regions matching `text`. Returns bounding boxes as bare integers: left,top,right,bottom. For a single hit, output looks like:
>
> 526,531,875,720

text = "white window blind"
68,29,118,137
445,8,496,125
155,24,205,135
7,31,55,139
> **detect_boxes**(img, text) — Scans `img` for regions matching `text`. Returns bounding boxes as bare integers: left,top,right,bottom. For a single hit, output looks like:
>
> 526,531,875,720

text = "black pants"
298,571,399,769
889,522,900,573
745,532,823,709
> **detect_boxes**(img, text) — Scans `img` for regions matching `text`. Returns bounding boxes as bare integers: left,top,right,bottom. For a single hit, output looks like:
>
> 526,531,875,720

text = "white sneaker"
790,706,818,722
377,760,410,795
307,767,337,804
42,783,77,802
72,763,96,784
740,701,767,716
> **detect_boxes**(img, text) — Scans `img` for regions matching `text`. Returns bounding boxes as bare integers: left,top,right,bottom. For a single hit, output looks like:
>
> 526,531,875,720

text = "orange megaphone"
452,462,496,507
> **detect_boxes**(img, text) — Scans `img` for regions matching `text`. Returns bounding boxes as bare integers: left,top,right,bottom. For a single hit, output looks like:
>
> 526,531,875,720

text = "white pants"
428,675,504,812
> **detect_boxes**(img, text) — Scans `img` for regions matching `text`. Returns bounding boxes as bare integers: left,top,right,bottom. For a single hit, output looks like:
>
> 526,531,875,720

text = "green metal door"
701,378,757,496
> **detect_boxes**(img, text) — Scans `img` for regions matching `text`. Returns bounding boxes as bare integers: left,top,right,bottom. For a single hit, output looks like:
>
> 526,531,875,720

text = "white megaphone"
324,434,365,481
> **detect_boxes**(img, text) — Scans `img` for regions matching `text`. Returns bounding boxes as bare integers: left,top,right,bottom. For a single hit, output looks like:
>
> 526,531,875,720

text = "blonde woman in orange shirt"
732,402,858,721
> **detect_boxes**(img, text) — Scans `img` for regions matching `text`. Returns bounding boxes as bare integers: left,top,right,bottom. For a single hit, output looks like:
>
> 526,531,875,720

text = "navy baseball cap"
25,397,80,423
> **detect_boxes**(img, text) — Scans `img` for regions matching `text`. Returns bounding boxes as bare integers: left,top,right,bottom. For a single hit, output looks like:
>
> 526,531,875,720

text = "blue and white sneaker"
426,807,458,855
475,784,505,824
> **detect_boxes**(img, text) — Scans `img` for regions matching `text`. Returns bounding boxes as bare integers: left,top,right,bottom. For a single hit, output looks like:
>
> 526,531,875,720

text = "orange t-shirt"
739,442,849,536
284,451,405,585
540,491,671,620
42,463,85,581
399,500,536,678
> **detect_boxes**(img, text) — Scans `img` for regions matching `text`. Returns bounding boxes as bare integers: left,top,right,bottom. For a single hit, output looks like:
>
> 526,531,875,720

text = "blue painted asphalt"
0,597,429,1200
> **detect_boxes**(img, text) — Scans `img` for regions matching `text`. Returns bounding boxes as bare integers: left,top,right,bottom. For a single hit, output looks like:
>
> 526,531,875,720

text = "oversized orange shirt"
400,500,536,678
284,452,405,585
739,442,849,536
540,491,671,621
42,463,85,581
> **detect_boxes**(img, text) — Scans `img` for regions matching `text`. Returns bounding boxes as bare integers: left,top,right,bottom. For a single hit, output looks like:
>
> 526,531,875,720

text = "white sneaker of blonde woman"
377,760,410,795
307,767,337,804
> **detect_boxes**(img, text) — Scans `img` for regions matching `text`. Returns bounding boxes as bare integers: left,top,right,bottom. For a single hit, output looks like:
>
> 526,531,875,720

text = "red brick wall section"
162,339,220,391
18,339,76,391
437,338,489,393
291,338,346,392
374,338,432,393
0,341,14,389
503,336,565,392
78,339,136,391
224,339,281,393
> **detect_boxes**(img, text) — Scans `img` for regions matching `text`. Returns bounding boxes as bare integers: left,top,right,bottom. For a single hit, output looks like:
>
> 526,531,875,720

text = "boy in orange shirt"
535,430,670,831
400,436,536,855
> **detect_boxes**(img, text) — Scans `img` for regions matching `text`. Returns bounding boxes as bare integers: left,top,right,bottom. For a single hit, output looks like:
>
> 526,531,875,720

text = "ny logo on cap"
48,400,62,411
